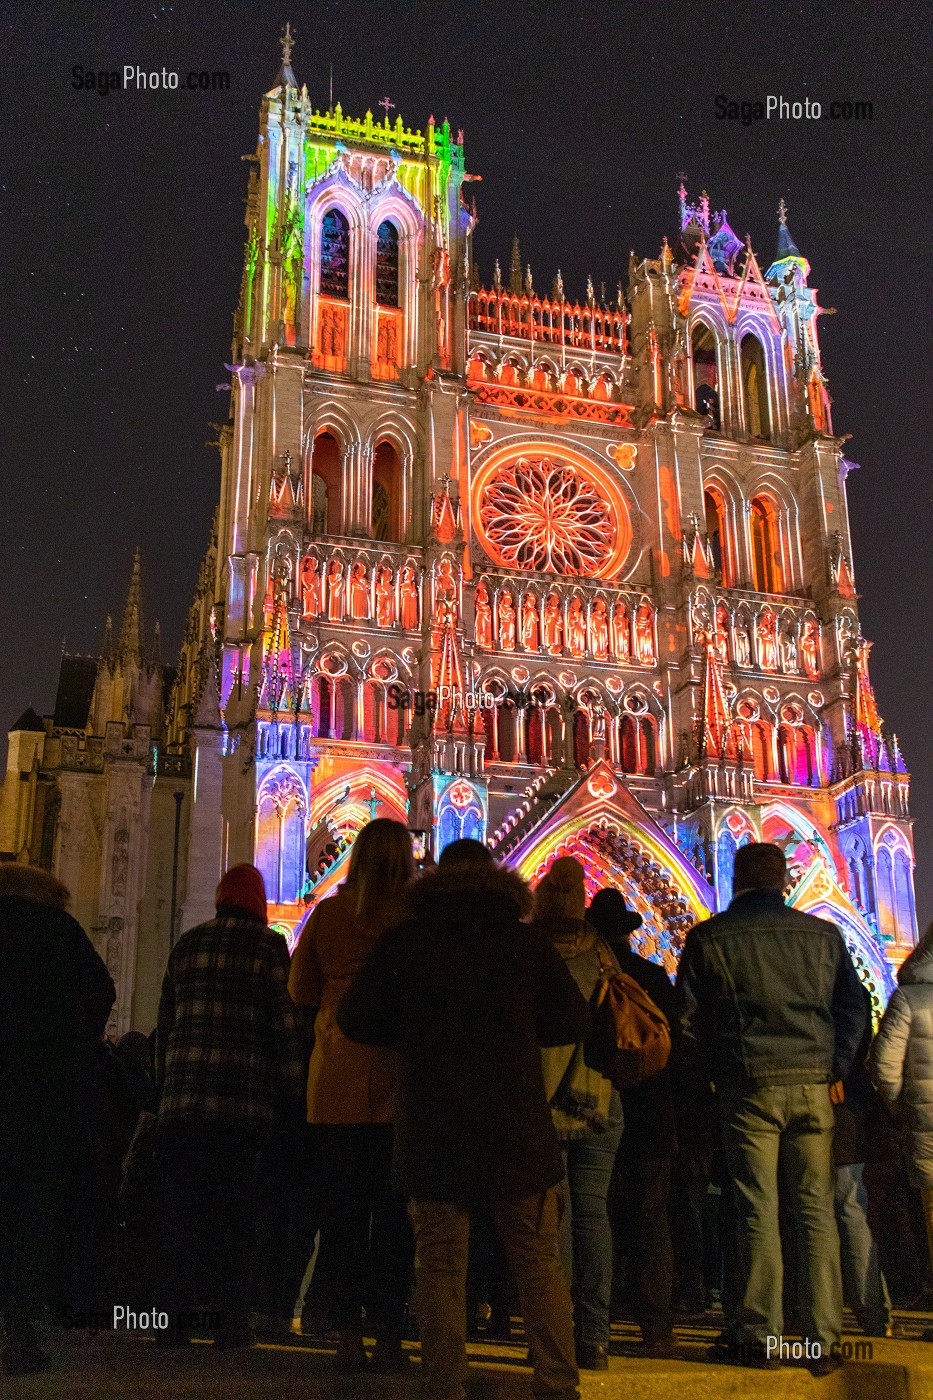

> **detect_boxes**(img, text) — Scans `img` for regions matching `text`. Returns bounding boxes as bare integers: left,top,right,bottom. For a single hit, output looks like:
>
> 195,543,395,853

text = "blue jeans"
834,1163,891,1334
560,1124,624,1346
719,1082,842,1354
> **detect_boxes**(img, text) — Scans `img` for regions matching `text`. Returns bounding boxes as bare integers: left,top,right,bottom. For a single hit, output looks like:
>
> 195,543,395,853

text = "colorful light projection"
436,776,486,853
510,765,714,975
472,441,633,582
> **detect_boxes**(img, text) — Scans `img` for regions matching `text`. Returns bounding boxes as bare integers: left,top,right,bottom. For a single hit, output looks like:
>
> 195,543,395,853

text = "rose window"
478,456,617,576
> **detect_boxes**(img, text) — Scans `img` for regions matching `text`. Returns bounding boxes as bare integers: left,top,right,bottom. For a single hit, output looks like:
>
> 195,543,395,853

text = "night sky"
3,3,931,916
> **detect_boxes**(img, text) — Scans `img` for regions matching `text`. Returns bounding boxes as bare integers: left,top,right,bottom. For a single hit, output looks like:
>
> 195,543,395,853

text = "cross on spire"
280,22,295,65
379,95,395,120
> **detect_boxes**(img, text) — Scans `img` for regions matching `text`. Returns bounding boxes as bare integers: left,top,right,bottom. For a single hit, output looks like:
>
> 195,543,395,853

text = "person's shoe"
370,1337,410,1373
810,1354,843,1378
642,1335,676,1358
577,1342,609,1370
334,1328,368,1372
706,1340,779,1369
485,1309,513,1341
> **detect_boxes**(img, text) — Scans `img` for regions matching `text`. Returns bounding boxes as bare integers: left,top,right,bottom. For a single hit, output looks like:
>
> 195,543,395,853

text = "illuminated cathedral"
0,32,918,1031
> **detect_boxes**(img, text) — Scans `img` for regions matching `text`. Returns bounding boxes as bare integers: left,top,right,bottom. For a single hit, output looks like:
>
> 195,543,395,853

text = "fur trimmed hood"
407,861,533,922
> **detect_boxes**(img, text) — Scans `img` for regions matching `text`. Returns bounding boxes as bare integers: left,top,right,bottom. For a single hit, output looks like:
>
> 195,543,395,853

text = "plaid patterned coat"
156,913,307,1130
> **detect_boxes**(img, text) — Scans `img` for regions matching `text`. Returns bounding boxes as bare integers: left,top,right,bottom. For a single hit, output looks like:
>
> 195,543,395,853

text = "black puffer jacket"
338,863,590,1201
676,889,867,1089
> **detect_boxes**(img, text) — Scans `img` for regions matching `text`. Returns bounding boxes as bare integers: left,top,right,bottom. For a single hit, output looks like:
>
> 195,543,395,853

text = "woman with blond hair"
289,819,415,1372
533,855,623,1371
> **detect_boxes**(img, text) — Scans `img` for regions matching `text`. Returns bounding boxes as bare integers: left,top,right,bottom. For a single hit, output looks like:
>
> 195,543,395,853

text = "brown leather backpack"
592,941,672,1089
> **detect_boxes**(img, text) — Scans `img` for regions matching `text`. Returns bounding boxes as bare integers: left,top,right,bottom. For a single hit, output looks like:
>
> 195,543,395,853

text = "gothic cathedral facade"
1,47,918,1030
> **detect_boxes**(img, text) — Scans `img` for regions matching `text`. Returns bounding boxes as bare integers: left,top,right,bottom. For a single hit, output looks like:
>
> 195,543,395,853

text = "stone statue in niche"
802,619,820,678
474,582,493,649
544,593,564,655
374,564,395,627
326,559,345,620
568,597,586,659
299,555,321,617
433,558,458,624
399,564,419,630
715,604,731,665
611,602,630,661
349,562,370,619
498,590,517,650
781,629,799,673
111,828,129,900
757,611,778,671
589,598,609,661
635,602,655,666
734,622,751,667
521,593,540,652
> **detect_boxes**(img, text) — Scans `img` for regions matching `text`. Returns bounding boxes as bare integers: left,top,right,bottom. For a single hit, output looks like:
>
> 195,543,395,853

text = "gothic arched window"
750,497,782,594
704,488,732,584
371,441,402,541
741,334,770,439
376,220,400,307
692,324,720,427
320,208,350,298
309,431,342,536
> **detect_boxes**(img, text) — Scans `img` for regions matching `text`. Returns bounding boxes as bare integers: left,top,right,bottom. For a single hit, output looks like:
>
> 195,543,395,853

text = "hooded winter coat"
869,928,933,1188
337,862,590,1201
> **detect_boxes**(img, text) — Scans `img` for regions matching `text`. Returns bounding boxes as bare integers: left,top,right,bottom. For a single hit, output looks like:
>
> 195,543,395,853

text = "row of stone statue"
698,601,821,678
475,582,657,665
298,555,420,628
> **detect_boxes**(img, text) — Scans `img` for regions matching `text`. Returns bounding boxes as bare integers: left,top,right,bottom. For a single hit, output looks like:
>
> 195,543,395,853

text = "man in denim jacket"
676,843,866,1374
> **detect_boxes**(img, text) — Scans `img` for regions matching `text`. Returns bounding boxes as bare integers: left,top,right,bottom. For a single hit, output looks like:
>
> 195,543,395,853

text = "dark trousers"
157,1121,263,1334
0,1138,67,1327
308,1123,412,1336
252,1125,320,1321
614,1146,674,1342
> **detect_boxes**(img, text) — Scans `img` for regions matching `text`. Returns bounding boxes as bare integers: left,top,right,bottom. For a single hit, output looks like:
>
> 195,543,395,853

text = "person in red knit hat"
155,863,306,1348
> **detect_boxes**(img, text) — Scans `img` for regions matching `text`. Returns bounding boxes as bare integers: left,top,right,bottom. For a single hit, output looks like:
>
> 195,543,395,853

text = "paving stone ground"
5,1315,933,1400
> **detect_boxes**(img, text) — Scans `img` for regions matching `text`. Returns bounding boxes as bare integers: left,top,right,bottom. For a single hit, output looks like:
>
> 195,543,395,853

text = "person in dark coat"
0,863,114,1376
155,863,307,1348
534,860,623,1372
833,988,891,1336
588,887,677,1354
870,921,933,1339
677,842,867,1374
337,839,589,1400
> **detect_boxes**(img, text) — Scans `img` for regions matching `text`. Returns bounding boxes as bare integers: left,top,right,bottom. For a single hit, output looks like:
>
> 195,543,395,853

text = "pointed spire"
775,196,803,260
586,275,595,305
509,235,522,294
698,642,734,760
149,619,163,670
552,269,564,301
493,257,502,291
118,550,142,665
524,262,534,296
270,20,299,92
101,614,114,664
